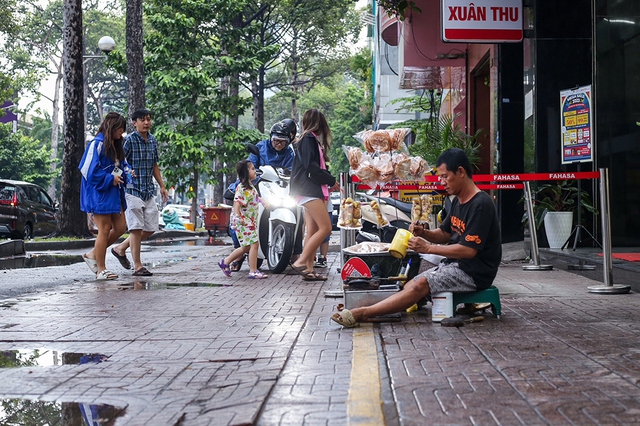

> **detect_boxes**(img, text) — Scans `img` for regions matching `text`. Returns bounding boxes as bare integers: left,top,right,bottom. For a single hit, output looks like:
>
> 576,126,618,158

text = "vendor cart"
202,206,232,239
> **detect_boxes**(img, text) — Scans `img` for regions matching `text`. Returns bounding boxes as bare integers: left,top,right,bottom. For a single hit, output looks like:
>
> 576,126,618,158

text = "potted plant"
523,180,599,248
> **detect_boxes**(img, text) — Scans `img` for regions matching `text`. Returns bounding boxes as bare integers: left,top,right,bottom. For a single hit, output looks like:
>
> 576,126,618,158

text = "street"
1,239,640,425
0,237,222,300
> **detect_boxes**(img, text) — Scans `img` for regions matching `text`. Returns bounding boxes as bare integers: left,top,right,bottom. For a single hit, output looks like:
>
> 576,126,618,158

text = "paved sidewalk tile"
2,247,640,425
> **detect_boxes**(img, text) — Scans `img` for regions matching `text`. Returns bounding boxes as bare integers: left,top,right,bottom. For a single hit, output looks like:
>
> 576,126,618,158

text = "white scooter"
247,144,302,273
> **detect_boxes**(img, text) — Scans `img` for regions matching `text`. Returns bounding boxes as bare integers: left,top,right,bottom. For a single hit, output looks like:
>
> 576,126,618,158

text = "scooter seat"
378,197,413,214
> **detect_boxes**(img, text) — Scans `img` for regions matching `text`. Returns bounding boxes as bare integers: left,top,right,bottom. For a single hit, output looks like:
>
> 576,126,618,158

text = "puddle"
0,254,84,270
0,349,109,367
145,238,229,247
0,398,126,425
118,281,228,290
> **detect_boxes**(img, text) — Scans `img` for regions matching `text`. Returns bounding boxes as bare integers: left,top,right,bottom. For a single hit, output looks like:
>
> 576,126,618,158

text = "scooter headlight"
283,197,296,208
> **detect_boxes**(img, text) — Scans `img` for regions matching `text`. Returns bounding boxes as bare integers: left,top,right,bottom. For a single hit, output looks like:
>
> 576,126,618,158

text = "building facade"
373,0,640,246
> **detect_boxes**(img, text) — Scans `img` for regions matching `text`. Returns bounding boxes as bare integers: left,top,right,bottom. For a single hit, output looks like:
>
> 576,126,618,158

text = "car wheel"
22,223,33,240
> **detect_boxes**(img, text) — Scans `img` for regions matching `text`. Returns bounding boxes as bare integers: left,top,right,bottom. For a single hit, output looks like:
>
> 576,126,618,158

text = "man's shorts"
416,262,477,294
124,194,159,232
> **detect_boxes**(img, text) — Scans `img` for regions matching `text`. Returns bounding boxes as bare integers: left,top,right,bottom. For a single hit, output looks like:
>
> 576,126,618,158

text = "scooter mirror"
245,143,264,168
246,143,260,157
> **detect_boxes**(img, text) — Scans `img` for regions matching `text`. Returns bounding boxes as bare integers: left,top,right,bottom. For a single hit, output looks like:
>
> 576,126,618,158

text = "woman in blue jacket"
289,109,339,280
79,112,129,280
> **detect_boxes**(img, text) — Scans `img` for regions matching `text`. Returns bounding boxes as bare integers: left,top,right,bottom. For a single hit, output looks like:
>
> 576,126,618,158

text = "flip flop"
132,267,153,276
331,309,359,328
83,255,98,274
111,248,131,270
290,263,313,276
302,272,327,281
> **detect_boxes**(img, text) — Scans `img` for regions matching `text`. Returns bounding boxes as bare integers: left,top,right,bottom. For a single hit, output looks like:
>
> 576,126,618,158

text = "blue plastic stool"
452,286,502,318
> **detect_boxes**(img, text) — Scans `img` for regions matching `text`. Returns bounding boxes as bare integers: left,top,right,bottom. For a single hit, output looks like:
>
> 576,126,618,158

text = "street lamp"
83,36,115,140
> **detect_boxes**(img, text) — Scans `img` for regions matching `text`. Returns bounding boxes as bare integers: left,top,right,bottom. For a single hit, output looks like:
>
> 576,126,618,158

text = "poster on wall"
560,85,593,164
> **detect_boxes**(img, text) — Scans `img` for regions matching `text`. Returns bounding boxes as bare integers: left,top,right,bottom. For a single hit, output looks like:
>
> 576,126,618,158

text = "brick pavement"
1,246,640,425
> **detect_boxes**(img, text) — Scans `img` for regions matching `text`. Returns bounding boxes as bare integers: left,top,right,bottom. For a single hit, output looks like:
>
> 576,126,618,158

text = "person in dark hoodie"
289,109,339,281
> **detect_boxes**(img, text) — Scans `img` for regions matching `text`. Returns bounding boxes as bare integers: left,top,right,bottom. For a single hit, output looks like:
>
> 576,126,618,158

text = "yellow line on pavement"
347,323,385,425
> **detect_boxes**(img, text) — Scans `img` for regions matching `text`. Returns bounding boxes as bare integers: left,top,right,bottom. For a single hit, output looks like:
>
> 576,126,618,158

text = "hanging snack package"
419,194,432,222
409,156,427,181
393,152,413,180
411,197,422,223
338,197,362,229
374,153,395,182
353,129,410,154
369,200,389,227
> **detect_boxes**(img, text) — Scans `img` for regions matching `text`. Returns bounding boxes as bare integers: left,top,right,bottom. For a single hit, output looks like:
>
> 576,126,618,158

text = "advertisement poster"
560,85,593,164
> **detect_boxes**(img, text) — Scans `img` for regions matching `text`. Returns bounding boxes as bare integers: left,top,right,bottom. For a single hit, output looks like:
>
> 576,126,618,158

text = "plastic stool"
452,286,501,318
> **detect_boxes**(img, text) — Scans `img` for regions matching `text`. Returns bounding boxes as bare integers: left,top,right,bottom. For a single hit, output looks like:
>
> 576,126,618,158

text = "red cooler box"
203,206,231,235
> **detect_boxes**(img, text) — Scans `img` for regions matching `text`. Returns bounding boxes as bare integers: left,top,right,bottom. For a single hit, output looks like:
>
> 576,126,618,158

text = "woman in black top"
290,109,339,280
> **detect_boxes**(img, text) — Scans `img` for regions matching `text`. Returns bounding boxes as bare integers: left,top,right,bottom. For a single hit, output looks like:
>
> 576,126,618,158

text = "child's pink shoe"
248,271,268,279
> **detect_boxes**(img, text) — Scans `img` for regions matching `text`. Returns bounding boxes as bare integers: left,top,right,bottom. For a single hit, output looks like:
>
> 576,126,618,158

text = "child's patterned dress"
230,183,260,247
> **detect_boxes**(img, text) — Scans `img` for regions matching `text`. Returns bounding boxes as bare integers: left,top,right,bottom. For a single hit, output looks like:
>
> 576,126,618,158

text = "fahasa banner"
560,85,593,164
441,0,523,43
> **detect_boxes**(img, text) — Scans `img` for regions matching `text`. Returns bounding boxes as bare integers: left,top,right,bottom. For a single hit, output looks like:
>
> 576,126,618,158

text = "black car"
0,180,57,239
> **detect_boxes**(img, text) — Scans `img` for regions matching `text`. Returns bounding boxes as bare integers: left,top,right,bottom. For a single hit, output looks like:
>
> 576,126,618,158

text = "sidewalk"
0,243,639,425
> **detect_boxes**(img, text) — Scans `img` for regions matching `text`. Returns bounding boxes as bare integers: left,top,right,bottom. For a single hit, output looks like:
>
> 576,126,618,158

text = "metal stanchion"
522,181,553,271
339,172,355,267
588,168,630,294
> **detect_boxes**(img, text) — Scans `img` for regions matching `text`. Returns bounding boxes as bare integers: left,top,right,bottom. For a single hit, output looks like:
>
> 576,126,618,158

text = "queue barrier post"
588,168,630,294
521,181,553,271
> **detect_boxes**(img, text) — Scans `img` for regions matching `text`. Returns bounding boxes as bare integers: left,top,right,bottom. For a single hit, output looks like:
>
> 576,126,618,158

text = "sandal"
83,255,98,274
111,248,131,270
331,309,359,328
218,259,232,277
290,263,313,276
132,267,153,276
248,271,268,279
96,270,118,280
302,272,327,281
230,254,245,272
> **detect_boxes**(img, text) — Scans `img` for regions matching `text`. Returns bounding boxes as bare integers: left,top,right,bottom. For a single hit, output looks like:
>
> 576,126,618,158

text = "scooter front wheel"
268,222,294,274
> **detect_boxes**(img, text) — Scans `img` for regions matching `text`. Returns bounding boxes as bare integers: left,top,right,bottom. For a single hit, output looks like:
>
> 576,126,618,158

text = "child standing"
218,160,269,279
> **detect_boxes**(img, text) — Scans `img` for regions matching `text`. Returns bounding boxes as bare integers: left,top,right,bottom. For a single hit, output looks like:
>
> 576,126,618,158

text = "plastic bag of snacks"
344,145,428,187
410,194,432,224
369,200,389,227
353,128,411,154
338,197,362,229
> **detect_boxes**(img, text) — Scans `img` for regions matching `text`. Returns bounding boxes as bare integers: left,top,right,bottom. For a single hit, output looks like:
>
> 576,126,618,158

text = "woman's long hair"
97,112,127,162
296,108,332,162
236,160,254,189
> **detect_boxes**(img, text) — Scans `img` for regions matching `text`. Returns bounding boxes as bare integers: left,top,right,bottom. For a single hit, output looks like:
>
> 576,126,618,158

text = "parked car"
0,179,57,239
158,204,203,229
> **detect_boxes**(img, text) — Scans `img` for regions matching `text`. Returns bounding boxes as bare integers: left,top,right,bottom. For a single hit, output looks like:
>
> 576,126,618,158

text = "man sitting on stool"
331,148,502,327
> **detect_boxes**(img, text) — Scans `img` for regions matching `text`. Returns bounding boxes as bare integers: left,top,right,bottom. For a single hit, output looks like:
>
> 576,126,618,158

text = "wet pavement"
0,239,639,425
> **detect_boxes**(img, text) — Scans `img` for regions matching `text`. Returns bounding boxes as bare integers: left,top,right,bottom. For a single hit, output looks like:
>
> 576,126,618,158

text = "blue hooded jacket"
227,139,294,195
78,133,128,214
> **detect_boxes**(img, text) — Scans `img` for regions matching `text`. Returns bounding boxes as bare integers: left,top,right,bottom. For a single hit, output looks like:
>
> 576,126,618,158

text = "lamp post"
83,36,115,140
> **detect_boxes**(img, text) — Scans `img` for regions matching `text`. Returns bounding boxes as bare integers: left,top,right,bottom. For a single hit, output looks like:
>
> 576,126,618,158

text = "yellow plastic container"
184,223,195,231
389,228,413,258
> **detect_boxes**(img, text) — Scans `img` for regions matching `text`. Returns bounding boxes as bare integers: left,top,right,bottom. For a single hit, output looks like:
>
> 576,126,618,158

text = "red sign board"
341,257,372,281
441,0,523,43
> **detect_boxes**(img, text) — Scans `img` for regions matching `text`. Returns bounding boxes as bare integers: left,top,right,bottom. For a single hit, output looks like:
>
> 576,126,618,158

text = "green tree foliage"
144,0,276,200
245,0,361,129
0,0,16,35
0,123,56,188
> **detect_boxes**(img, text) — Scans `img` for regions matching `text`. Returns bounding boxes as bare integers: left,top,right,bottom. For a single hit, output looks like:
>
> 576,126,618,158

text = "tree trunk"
48,69,63,200
126,0,145,129
58,0,90,237
253,67,265,132
291,40,299,121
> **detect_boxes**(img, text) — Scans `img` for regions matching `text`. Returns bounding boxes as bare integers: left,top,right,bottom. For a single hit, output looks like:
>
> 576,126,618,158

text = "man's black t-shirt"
440,191,501,289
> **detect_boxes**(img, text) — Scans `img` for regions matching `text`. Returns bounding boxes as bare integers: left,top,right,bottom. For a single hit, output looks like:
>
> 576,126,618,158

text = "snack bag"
369,200,389,227
338,197,362,229
419,194,432,222
411,197,422,223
